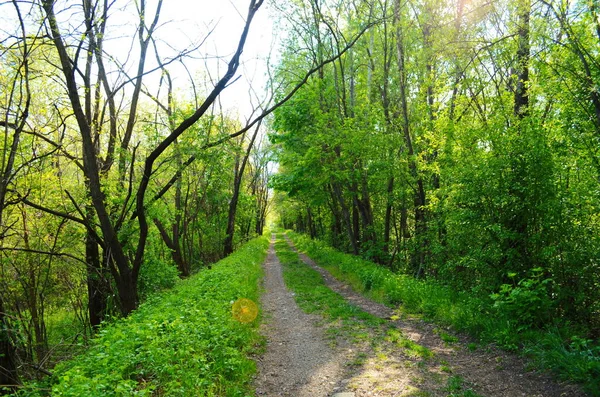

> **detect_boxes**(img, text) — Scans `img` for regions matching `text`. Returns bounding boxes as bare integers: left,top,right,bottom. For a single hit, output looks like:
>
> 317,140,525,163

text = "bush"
490,268,554,330
137,250,180,300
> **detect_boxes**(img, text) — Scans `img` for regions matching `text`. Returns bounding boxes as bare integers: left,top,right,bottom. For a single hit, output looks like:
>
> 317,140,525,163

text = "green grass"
11,236,269,397
274,237,384,345
274,235,432,366
385,329,432,359
446,375,483,397
287,231,600,396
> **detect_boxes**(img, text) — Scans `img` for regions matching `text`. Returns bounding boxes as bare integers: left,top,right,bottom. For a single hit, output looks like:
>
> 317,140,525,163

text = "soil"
254,236,349,396
253,235,586,397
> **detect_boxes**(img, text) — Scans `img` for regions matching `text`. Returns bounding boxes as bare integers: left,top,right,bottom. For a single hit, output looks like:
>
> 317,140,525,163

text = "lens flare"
232,298,258,323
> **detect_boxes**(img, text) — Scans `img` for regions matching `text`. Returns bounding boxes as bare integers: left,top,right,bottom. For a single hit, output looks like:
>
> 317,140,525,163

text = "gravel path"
254,236,349,396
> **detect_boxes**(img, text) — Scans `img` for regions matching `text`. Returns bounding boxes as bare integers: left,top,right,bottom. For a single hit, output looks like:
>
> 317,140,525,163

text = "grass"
384,329,432,359
273,236,384,345
446,375,484,397
274,234,433,368
287,231,600,396
11,236,270,397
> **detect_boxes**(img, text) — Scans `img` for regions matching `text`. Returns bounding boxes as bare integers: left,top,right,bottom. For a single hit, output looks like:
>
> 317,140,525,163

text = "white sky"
128,0,279,119
0,0,281,120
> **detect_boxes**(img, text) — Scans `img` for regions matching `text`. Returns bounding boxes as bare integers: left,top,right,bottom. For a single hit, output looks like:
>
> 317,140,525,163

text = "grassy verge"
287,232,600,396
274,236,384,342
13,236,269,397
273,236,434,362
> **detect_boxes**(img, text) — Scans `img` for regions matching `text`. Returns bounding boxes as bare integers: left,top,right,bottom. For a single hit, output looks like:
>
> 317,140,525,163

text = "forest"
1,0,599,394
273,0,600,349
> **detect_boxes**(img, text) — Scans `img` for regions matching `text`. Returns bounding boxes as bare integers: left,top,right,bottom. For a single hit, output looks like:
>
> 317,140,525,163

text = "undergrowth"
11,236,269,397
287,232,599,396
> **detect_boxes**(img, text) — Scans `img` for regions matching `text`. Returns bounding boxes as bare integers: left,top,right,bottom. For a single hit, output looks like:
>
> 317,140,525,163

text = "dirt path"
284,235,586,397
254,236,350,396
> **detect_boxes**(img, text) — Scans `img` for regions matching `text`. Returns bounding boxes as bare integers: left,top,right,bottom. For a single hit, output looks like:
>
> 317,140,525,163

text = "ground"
253,235,585,397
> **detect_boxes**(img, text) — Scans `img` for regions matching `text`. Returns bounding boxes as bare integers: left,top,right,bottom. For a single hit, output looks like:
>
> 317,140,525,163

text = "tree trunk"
116,269,138,316
327,187,343,248
154,218,189,277
332,182,359,254
395,0,428,277
307,207,316,239
383,176,394,254
223,156,241,256
352,199,361,251
85,199,110,328
513,0,530,119
0,295,19,392
224,123,262,256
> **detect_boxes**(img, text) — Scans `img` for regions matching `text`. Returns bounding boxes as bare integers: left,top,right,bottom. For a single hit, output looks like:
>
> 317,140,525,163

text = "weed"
446,375,483,397
447,375,464,392
385,329,433,359
13,237,270,397
350,352,369,366
438,330,459,345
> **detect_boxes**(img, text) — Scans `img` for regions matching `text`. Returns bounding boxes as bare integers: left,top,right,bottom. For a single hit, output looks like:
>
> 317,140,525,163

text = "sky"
124,0,280,119
0,0,281,122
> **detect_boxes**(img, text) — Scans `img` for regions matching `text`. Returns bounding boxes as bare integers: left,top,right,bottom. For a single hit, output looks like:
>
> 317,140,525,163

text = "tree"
271,0,600,333
224,121,263,256
1,2,33,388
38,0,267,316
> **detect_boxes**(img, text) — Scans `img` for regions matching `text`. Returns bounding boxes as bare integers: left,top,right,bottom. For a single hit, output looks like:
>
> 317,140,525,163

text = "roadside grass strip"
287,232,600,395
273,236,432,363
274,236,383,340
14,237,269,397
286,232,483,331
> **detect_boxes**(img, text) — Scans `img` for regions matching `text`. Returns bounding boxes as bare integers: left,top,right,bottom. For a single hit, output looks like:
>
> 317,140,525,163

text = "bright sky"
0,0,280,120
136,0,279,119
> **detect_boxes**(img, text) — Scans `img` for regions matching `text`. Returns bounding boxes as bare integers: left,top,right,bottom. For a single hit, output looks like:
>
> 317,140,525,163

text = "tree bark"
0,295,19,392
395,0,428,277
383,176,394,254
224,122,262,256
513,0,530,119
307,206,316,239
153,218,189,277
332,182,359,254
86,231,109,328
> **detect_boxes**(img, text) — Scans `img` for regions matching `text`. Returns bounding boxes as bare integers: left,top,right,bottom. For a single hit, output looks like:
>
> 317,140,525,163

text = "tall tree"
0,1,32,388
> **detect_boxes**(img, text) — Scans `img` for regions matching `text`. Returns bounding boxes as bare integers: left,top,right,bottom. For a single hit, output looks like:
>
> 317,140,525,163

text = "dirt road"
254,235,585,397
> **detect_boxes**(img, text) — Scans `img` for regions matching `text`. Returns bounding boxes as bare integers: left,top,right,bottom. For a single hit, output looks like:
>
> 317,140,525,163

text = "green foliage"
524,332,600,396
288,232,485,331
12,237,269,397
445,375,483,397
137,247,179,300
270,0,600,361
490,268,554,330
385,329,432,359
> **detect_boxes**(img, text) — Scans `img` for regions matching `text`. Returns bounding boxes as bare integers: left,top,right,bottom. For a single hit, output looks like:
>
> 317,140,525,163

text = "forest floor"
253,235,585,397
